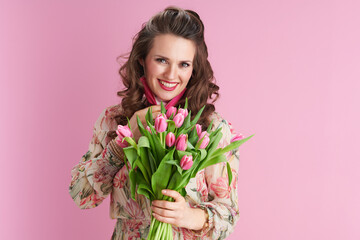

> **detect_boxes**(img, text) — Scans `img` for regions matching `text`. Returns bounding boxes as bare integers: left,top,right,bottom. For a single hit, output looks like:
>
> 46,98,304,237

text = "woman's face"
140,34,196,102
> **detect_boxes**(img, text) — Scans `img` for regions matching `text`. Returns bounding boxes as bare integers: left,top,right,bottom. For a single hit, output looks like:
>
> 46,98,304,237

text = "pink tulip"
116,125,133,148
198,131,210,149
178,108,188,118
175,134,187,151
195,124,202,136
173,113,185,128
166,106,177,119
231,133,244,142
165,132,175,147
154,114,167,133
180,155,193,170
146,126,152,134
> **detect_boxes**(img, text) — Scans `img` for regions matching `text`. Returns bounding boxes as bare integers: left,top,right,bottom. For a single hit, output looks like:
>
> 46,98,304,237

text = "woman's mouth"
158,79,178,91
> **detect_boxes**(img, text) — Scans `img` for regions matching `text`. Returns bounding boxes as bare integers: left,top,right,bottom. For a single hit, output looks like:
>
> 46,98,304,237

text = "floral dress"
69,104,242,240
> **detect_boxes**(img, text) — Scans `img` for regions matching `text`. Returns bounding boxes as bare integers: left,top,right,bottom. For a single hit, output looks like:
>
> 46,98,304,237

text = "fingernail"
162,190,166,194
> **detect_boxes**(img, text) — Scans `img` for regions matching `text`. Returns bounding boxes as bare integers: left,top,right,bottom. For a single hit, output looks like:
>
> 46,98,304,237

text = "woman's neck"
154,96,169,105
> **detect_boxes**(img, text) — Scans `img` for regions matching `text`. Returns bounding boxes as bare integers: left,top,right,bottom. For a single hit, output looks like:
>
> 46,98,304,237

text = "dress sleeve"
69,108,124,209
191,117,242,239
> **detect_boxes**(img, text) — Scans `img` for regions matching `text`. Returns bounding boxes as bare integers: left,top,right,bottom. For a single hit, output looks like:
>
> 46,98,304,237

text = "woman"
69,6,242,239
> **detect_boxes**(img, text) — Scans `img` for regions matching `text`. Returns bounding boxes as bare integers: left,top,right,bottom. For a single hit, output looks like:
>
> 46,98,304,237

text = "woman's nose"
164,64,178,80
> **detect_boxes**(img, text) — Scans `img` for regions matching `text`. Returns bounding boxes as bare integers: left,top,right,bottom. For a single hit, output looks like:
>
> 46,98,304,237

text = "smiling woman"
140,34,195,102
69,6,244,240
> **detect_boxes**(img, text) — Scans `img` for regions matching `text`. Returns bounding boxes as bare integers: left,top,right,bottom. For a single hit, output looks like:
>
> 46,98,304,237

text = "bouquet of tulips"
115,99,253,240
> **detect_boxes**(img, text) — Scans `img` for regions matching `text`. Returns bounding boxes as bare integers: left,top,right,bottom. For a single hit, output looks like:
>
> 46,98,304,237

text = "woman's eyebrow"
154,55,193,63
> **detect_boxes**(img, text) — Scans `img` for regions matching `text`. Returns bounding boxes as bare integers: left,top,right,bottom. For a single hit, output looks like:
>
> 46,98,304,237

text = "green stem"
170,223,173,240
164,132,166,148
153,220,162,240
148,216,156,239
159,132,166,149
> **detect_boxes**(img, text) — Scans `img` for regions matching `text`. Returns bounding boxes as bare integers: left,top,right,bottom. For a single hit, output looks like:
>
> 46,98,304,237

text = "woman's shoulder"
94,103,123,132
208,111,238,137
208,111,229,128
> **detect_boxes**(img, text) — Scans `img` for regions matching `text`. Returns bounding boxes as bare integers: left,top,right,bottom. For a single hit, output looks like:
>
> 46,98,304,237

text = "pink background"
1,0,359,239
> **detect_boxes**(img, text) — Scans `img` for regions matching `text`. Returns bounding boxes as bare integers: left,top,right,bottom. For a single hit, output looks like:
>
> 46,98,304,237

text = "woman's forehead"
148,34,196,60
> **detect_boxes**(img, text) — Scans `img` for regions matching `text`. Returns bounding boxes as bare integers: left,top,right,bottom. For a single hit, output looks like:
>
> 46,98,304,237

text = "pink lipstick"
158,79,178,91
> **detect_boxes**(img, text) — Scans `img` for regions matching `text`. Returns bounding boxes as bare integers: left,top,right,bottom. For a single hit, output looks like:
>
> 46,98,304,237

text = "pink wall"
1,0,359,239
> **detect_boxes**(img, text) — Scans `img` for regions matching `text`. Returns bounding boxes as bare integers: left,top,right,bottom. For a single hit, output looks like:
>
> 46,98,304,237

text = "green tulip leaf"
136,115,147,137
129,169,137,200
160,101,166,114
167,120,176,132
182,110,191,129
188,127,198,146
138,136,150,148
211,134,255,159
198,154,227,172
206,131,223,157
206,119,214,132
199,149,207,161
166,159,183,175
124,136,137,150
190,105,205,126
184,98,188,109
151,149,175,199
133,156,150,184
145,106,154,125
123,146,137,166
136,171,155,201
147,149,157,174
227,162,233,187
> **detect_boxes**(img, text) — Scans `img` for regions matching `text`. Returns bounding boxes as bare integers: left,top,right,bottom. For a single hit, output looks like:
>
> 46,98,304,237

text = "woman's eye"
156,58,167,64
181,63,190,68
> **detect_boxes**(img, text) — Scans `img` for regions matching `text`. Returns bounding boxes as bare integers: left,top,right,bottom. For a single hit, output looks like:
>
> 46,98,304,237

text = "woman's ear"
139,58,144,67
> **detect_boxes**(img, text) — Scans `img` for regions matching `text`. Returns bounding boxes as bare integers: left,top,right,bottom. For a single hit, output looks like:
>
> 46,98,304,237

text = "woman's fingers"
150,189,188,226
151,199,179,211
150,189,205,229
151,204,178,218
161,189,185,203
152,212,177,225
151,200,184,226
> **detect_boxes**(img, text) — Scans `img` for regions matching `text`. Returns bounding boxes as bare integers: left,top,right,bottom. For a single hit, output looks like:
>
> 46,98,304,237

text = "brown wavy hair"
108,6,219,139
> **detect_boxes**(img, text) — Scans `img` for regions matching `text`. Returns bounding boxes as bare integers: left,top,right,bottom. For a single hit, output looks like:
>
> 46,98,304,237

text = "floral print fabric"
69,104,241,239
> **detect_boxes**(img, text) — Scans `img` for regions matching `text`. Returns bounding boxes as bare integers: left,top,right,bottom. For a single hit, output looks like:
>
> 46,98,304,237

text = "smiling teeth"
160,80,177,88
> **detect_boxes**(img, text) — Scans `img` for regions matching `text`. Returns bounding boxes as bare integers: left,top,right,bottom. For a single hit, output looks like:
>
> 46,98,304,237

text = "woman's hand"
151,189,207,231
129,105,162,142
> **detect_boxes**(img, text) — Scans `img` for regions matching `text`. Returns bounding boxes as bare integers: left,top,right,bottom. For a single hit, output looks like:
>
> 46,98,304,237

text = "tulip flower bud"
173,113,185,128
146,126,152,134
154,114,167,133
166,106,177,119
195,124,202,137
116,125,133,148
175,134,187,151
165,132,175,147
180,155,193,170
178,108,188,118
231,133,244,143
198,131,210,149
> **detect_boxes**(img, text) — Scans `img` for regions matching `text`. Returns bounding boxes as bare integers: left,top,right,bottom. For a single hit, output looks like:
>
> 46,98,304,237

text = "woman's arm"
189,116,241,239
69,107,124,209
